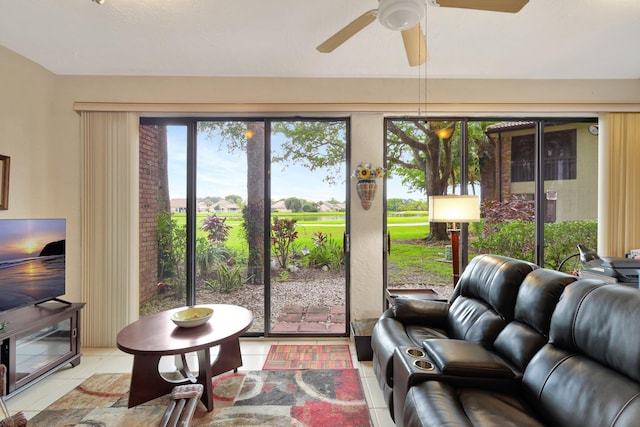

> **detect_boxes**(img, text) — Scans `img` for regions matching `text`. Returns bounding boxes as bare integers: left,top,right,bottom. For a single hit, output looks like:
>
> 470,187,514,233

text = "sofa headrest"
453,254,536,321
514,268,577,336
550,280,640,382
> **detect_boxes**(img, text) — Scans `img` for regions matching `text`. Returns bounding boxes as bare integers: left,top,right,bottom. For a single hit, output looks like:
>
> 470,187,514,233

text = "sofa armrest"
392,297,450,328
423,339,519,379
379,307,395,320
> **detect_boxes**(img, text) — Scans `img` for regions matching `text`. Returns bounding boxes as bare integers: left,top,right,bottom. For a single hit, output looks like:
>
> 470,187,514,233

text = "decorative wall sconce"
352,163,385,210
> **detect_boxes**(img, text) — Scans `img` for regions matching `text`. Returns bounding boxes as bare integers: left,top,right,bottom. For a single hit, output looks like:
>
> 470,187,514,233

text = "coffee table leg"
211,338,243,376
127,340,244,412
196,349,214,411
195,338,244,412
128,354,174,408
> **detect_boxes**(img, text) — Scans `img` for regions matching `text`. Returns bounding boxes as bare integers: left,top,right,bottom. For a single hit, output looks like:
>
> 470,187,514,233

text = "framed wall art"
0,155,9,210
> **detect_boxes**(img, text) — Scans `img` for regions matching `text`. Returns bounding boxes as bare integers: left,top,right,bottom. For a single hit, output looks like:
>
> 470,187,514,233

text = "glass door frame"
140,116,351,338
382,116,599,294
264,117,351,337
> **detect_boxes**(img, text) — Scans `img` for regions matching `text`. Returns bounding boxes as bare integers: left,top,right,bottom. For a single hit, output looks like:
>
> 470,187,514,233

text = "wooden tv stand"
0,302,85,398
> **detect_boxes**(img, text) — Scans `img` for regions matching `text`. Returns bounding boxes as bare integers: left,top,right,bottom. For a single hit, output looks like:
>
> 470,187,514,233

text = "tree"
243,122,265,283
302,201,319,212
198,121,265,284
271,121,347,186
386,120,456,241
285,197,304,212
385,120,499,241
197,120,346,283
225,194,244,205
472,122,499,203
199,119,497,248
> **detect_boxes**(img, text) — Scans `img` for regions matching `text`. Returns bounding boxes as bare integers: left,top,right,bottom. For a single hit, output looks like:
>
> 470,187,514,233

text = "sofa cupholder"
405,348,425,358
413,359,434,371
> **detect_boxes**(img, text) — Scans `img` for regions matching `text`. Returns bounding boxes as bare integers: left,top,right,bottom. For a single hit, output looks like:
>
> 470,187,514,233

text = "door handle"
387,231,391,255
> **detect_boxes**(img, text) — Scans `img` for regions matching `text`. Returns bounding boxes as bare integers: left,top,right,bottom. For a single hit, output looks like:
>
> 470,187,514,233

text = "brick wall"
139,125,164,304
500,135,512,199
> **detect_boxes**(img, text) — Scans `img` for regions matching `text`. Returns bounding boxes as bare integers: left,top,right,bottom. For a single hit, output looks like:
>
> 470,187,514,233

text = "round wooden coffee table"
116,304,253,411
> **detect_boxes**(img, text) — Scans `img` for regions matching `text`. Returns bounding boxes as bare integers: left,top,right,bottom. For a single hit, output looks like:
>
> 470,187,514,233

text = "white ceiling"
1,0,639,79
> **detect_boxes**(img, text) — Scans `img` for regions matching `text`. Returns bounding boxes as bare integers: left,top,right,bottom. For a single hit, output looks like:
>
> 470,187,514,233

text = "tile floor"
4,337,395,427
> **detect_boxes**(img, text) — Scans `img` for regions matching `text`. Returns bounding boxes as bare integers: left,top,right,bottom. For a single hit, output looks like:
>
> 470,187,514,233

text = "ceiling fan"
316,0,529,67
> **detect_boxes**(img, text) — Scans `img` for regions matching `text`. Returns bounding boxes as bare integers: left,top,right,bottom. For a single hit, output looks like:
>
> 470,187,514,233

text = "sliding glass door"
268,120,348,335
384,119,458,298
384,117,598,297
138,117,349,336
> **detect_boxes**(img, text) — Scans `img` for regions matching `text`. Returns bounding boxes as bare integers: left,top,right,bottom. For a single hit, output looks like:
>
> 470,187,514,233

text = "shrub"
196,237,230,275
307,232,344,270
473,220,535,262
157,211,176,278
271,217,298,269
472,219,597,269
543,220,597,270
205,262,253,293
200,214,231,243
478,195,535,238
162,277,185,300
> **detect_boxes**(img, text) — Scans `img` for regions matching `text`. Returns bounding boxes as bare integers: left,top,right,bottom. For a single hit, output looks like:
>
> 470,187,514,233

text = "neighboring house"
485,122,598,223
211,199,239,213
198,201,211,212
270,200,290,212
318,201,345,212
170,198,187,213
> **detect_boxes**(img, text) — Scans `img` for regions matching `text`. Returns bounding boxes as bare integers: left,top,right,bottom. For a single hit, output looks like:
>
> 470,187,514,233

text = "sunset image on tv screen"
0,219,66,311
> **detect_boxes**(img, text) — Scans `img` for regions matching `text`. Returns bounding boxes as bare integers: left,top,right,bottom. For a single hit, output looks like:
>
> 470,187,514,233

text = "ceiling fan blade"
427,0,528,13
316,10,378,53
401,25,427,66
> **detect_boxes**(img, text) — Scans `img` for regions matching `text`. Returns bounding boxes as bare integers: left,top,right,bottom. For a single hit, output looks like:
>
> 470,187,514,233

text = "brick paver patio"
272,304,346,333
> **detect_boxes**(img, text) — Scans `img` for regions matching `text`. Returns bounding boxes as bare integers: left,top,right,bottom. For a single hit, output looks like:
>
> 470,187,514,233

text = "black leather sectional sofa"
371,254,640,426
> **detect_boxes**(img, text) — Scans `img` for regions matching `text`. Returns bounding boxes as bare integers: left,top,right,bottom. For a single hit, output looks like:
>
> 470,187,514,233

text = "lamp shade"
428,195,480,223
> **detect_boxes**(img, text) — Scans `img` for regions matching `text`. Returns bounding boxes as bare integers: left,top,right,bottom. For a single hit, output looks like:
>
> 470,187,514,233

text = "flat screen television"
0,218,66,312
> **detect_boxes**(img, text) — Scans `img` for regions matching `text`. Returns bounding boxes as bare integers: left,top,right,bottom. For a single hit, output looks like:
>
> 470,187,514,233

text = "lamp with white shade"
428,195,480,286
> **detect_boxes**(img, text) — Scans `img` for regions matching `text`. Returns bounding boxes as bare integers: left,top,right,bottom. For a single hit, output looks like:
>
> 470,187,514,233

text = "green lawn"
171,211,444,280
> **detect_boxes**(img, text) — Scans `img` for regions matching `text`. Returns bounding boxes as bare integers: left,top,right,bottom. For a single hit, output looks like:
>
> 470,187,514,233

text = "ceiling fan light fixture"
378,0,425,31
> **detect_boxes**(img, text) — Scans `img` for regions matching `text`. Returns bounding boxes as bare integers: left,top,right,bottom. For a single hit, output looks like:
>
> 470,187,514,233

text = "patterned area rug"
262,344,353,370
28,370,371,426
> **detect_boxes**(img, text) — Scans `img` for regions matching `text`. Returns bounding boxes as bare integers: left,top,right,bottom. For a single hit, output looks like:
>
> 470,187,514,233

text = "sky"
0,219,65,261
166,126,424,203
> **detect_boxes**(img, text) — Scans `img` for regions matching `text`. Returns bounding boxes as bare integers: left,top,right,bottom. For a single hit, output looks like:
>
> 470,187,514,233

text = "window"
511,129,577,182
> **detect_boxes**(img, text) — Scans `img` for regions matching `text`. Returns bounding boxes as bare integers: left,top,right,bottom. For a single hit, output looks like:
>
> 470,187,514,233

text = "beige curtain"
598,113,640,257
81,111,139,347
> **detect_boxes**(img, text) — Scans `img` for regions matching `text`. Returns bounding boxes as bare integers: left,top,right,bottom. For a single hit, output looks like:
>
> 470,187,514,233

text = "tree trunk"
478,137,498,203
245,122,265,284
425,125,455,242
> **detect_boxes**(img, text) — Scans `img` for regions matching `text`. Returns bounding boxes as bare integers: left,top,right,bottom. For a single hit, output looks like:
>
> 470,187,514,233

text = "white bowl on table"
171,306,214,328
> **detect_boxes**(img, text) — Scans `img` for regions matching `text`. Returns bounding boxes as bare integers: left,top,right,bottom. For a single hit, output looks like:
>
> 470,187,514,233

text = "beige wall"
0,47,84,305
3,44,640,335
